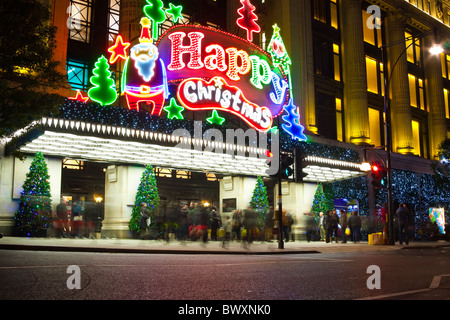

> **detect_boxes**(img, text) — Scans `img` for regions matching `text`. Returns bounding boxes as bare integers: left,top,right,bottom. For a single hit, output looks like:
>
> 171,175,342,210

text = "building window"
409,74,425,110
176,170,191,179
335,98,343,142
333,44,341,81
108,0,120,42
68,0,92,43
444,89,450,119
155,168,172,178
440,53,450,79
408,74,426,110
362,9,382,47
369,108,381,147
365,56,384,96
313,0,339,29
63,159,84,170
412,120,421,157
405,31,422,66
66,59,89,91
366,56,378,94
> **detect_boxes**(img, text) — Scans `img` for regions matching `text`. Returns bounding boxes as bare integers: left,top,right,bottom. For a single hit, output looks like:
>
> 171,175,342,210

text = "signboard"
81,1,306,140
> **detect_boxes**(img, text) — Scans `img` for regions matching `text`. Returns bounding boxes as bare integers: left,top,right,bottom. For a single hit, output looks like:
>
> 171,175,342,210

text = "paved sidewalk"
1,236,448,255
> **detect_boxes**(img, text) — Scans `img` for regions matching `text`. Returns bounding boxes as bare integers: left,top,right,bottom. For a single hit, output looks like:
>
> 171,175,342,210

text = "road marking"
355,288,432,300
429,274,450,289
357,273,450,300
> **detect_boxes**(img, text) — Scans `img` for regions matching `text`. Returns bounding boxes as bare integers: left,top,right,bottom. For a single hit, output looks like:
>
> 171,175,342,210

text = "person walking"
264,208,274,242
348,211,362,243
340,209,348,243
304,212,316,242
396,203,410,245
231,209,242,241
330,209,339,243
139,203,151,239
209,206,221,241
319,212,326,241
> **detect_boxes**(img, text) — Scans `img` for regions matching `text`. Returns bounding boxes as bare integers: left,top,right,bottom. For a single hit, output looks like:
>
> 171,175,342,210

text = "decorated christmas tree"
249,176,269,231
281,99,307,141
88,55,117,106
129,164,160,233
14,152,53,237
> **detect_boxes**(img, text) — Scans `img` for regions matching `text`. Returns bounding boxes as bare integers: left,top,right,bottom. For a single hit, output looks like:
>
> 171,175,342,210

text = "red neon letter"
167,31,205,71
204,44,227,72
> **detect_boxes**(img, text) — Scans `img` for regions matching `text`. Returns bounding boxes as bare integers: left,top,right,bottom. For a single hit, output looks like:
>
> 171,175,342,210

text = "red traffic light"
371,164,379,172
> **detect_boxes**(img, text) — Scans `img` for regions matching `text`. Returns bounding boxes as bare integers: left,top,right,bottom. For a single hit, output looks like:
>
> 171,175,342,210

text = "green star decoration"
206,110,226,125
164,98,185,120
166,3,183,23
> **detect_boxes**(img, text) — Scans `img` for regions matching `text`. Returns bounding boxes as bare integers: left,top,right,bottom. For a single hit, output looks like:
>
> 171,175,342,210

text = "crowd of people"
138,201,297,244
313,209,362,243
54,198,104,238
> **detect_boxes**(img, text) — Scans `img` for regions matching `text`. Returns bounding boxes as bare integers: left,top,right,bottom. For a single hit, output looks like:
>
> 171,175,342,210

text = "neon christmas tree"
15,152,53,237
129,164,160,233
143,0,166,40
236,0,261,42
249,176,269,232
88,55,117,106
268,24,292,95
281,99,307,141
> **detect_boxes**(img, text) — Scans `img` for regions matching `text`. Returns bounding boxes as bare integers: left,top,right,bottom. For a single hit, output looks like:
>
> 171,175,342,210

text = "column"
385,10,415,155
424,34,447,159
341,0,371,145
103,165,144,238
294,0,317,134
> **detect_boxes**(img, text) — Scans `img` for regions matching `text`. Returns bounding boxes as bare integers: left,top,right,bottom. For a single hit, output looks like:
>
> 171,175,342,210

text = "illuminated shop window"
68,0,92,43
206,173,218,182
155,168,173,178
66,59,89,91
63,159,84,170
176,170,191,179
365,56,384,96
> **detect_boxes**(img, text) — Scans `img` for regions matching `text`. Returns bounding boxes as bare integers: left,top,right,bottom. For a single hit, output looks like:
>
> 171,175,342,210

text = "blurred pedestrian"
340,209,348,243
319,212,326,241
305,212,316,242
243,207,256,244
264,208,274,242
209,206,221,241
56,199,68,238
139,203,151,238
348,211,362,243
396,203,410,245
231,209,242,241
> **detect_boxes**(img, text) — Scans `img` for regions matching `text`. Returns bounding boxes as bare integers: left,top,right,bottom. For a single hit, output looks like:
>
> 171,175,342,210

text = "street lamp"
380,29,443,245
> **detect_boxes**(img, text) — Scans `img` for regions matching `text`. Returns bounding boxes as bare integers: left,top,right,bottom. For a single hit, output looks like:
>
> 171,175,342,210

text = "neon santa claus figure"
123,17,169,115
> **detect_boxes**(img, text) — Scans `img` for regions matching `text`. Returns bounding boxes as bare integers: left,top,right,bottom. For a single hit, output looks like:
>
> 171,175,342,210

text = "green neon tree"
129,164,160,233
88,55,117,106
249,176,269,232
14,152,53,237
143,0,166,40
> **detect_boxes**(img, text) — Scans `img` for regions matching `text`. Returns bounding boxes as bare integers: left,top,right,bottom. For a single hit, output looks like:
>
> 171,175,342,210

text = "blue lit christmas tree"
250,176,269,232
281,98,307,141
129,164,160,233
15,152,53,237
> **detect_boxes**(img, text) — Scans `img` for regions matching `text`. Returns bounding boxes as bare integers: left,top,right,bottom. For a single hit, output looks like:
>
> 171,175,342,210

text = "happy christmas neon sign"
83,1,305,140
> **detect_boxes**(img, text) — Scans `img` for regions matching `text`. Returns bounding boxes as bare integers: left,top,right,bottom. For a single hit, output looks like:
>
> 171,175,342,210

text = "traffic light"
280,152,294,180
370,162,385,190
294,147,307,182
265,150,278,179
